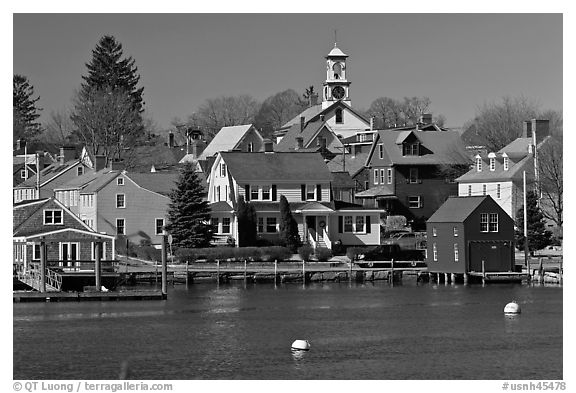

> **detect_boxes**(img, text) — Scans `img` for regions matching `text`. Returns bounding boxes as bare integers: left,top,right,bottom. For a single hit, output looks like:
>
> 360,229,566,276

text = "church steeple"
322,39,351,109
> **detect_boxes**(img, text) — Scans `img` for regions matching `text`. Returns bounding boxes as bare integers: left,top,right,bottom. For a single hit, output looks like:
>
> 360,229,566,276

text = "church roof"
328,45,347,57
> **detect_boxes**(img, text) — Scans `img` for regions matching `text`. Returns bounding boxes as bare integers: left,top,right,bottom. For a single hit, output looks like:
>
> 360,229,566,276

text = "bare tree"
43,109,74,144
538,136,562,229
366,96,433,129
254,89,303,138
195,95,260,138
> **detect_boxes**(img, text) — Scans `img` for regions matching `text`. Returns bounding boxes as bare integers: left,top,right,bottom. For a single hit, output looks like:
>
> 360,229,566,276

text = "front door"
60,242,79,267
306,216,317,241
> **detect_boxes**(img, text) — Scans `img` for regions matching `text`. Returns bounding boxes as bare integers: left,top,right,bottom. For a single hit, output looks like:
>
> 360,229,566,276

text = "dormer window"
77,166,84,176
476,156,482,172
503,155,509,171
117,177,124,186
488,153,496,171
219,163,226,177
44,209,63,225
403,143,419,156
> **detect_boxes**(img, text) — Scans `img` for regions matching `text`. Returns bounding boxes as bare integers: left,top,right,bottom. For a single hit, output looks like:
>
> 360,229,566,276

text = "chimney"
295,136,304,150
110,160,126,171
263,139,274,153
522,120,532,138
95,155,107,172
370,117,374,131
191,140,206,158
59,145,76,165
168,131,175,148
320,114,325,122
531,119,550,143
419,113,433,124
300,116,305,132
16,138,26,151
309,93,318,107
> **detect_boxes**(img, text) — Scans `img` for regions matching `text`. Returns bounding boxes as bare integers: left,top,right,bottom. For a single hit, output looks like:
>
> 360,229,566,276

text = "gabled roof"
199,124,259,160
220,151,332,182
209,201,234,213
327,151,370,178
126,144,187,172
427,196,493,222
275,120,343,153
14,159,83,189
499,138,532,155
355,185,396,198
81,171,122,194
331,171,355,188
307,101,370,126
125,173,179,196
456,155,533,183
367,129,470,166
54,168,113,191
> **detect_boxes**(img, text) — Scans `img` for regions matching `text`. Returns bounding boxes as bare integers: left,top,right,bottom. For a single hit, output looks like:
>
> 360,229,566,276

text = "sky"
12,13,562,131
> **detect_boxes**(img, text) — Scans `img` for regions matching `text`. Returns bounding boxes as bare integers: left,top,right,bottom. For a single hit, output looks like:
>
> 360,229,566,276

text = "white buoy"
291,340,310,351
504,301,521,314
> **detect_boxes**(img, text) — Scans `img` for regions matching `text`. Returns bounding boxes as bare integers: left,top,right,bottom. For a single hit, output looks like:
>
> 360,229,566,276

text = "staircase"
17,267,62,292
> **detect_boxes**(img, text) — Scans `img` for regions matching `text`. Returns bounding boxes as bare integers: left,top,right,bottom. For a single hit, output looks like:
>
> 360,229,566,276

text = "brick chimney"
94,155,107,172
168,131,175,148
309,93,318,107
522,120,532,138
522,119,550,143
59,145,76,165
295,136,304,150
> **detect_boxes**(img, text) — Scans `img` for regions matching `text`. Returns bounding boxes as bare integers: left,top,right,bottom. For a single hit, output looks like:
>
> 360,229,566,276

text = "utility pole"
523,171,530,274
35,152,40,199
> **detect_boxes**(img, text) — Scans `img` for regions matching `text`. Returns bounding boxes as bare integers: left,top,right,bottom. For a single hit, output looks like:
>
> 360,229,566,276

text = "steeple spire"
334,29,338,47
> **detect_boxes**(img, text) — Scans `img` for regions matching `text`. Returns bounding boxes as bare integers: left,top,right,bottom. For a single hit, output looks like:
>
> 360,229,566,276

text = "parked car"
382,232,427,251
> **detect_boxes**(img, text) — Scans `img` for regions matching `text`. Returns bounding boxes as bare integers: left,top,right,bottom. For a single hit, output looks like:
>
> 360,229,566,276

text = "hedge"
175,246,292,263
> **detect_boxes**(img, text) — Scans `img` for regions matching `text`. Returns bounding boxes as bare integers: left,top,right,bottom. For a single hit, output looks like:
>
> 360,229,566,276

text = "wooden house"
426,196,515,277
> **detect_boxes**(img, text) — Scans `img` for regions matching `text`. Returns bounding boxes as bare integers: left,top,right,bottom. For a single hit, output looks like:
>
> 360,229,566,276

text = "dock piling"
161,235,168,296
39,240,46,293
95,240,101,291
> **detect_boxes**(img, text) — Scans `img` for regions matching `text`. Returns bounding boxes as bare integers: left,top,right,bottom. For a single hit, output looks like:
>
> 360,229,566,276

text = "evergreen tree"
13,74,42,140
279,195,301,252
165,162,213,248
515,190,553,252
236,195,257,247
81,35,144,113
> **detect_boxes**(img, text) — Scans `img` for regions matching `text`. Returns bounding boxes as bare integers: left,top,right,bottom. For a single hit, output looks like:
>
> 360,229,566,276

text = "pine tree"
236,195,257,247
81,35,144,113
165,162,213,248
13,74,42,140
515,190,553,252
279,195,301,252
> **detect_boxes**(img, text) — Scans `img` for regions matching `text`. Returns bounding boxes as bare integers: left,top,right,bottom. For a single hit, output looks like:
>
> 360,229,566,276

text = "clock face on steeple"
332,86,345,100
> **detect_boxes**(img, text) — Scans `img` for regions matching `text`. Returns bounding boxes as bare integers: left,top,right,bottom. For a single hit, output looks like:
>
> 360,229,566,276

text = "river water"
13,281,562,380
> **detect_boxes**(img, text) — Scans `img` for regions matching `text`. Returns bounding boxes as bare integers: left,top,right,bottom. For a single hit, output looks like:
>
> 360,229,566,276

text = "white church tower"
322,42,351,109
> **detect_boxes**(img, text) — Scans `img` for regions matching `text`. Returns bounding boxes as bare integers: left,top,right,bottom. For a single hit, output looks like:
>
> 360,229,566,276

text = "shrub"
315,247,333,262
298,245,314,261
262,246,292,262
234,247,262,262
346,247,369,262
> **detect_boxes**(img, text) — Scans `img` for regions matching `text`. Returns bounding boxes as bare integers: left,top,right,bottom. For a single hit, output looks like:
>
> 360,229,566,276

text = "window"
387,169,393,184
454,244,459,262
453,227,458,237
306,184,316,200
468,185,472,196
408,196,421,209
480,213,489,232
378,144,383,159
476,157,482,172
116,218,125,235
489,158,495,171
155,218,165,235
116,194,126,208
482,184,487,196
216,186,221,202
355,216,365,233
364,181,369,190
211,217,219,233
257,217,264,233
266,217,277,233
497,184,501,199
117,177,124,186
44,210,63,225
335,108,343,124
219,163,226,177
91,242,107,261
77,166,84,176
432,227,437,237
33,243,41,261
344,216,353,232
251,186,259,201
503,156,509,171
20,169,26,179
489,213,499,232
222,218,231,234
409,168,419,183
374,169,379,185
403,143,419,156
262,186,271,201
433,243,437,261
247,142,254,152
379,169,385,184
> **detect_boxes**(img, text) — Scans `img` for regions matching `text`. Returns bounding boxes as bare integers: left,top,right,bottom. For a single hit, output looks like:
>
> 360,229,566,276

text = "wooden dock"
13,289,166,302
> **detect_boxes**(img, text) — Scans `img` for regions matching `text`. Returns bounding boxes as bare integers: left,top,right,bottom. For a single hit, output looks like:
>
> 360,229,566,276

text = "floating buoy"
291,340,310,351
504,301,521,314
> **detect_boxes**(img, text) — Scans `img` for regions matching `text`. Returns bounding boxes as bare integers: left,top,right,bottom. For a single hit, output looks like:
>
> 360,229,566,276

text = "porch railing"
18,263,62,292
45,260,118,273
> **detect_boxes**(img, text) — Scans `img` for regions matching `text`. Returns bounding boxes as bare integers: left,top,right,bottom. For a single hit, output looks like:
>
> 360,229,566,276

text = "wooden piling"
39,240,46,293
185,261,189,286
161,235,168,296
451,273,457,284
463,273,469,285
95,240,101,291
244,259,247,281
302,260,306,283
390,259,394,283
217,259,220,282
274,260,278,283
481,260,486,285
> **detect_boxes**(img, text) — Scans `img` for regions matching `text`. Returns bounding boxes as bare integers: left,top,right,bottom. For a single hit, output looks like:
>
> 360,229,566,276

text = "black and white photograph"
9,5,568,389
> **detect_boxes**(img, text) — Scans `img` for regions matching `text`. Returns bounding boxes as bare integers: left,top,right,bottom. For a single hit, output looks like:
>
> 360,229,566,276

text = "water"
13,281,562,380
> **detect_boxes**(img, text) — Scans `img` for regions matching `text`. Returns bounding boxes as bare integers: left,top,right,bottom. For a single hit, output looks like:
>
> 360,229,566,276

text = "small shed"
426,196,515,275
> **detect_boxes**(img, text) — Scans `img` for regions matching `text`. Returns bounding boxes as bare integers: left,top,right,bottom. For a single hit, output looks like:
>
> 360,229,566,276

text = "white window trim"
453,227,459,237
343,214,368,234
222,217,232,234
77,166,84,176
476,158,482,172
116,193,126,208
408,196,422,209
480,213,489,233
155,218,165,235
59,242,80,261
387,168,393,184
20,169,27,179
117,177,124,186
44,209,63,225
378,144,383,159
116,218,126,236
433,243,438,261
265,217,278,233
482,184,487,196
454,243,459,262
468,185,472,196
32,243,41,261
489,158,495,171
374,169,379,185
91,242,107,261
503,157,509,171
432,227,437,237
306,184,317,201
409,168,419,184
379,169,385,184
496,184,501,199
489,213,499,233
